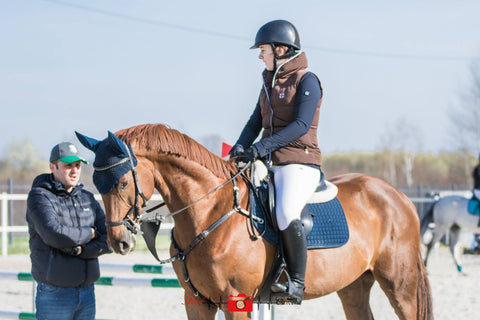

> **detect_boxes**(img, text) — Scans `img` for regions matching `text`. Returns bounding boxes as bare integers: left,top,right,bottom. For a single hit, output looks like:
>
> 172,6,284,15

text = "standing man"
473,153,480,234
473,152,480,200
26,142,111,320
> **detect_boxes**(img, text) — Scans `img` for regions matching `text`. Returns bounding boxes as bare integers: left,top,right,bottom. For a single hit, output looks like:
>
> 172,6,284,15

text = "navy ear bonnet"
75,131,137,194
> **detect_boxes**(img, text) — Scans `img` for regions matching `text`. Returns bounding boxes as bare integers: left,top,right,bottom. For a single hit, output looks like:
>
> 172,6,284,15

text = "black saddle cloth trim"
252,197,349,249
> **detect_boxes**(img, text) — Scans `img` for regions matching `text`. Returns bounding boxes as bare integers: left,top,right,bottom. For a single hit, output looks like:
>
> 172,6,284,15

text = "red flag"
221,142,232,158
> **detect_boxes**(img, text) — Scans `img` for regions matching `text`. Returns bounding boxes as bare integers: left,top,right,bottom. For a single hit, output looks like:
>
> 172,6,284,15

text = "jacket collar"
263,52,308,88
32,173,83,196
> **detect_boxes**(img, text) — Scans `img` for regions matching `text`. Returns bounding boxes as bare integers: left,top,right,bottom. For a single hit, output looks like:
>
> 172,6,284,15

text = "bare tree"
449,61,480,153
377,117,423,187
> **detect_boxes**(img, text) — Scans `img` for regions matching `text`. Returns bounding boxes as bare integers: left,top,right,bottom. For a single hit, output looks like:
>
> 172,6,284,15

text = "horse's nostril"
121,241,129,249
118,241,130,254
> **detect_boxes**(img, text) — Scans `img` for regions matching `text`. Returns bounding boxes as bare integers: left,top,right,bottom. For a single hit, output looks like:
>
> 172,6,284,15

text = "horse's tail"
416,250,434,320
420,202,435,237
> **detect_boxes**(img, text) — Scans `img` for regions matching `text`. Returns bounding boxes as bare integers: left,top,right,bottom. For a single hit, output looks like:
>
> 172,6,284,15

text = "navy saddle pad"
252,197,349,249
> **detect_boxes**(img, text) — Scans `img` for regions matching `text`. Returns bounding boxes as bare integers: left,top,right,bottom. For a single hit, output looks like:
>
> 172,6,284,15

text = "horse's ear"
75,131,101,152
107,131,126,154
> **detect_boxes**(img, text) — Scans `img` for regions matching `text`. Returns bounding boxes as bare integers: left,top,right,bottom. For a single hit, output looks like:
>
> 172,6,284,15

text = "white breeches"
269,164,321,231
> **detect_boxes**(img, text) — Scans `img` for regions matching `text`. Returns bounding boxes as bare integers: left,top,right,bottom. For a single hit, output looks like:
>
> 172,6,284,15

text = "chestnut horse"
76,124,433,320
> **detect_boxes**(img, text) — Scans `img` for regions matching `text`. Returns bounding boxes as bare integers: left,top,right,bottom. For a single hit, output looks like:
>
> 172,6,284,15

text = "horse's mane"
116,124,236,180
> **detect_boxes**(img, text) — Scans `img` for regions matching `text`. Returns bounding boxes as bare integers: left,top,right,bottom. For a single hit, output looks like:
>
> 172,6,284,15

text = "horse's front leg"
182,291,218,320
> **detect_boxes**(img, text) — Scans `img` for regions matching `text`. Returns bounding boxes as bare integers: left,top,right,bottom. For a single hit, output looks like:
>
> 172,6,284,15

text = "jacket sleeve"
79,199,112,259
27,189,93,249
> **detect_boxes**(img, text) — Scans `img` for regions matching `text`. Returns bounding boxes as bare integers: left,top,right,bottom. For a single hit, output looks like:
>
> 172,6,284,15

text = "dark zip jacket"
26,173,111,287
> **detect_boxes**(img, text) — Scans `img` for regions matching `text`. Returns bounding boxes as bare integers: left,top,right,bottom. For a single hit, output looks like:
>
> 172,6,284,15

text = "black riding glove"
229,144,245,158
234,145,259,164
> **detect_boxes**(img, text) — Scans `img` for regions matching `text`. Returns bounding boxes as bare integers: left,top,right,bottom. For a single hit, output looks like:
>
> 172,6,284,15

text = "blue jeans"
36,282,95,320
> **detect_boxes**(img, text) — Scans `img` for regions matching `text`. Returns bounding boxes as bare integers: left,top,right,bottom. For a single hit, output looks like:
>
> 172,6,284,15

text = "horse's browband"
94,157,129,171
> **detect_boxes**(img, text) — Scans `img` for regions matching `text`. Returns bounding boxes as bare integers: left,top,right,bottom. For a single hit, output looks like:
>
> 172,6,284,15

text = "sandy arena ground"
1,245,479,320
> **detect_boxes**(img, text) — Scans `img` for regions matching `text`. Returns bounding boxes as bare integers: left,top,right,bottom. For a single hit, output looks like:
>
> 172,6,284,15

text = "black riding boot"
271,219,307,304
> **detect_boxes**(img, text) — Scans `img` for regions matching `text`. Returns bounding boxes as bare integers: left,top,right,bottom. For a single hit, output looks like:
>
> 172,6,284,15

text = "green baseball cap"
50,142,88,164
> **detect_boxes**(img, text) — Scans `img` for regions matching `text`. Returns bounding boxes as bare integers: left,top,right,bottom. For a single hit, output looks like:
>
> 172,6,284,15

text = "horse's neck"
153,157,234,245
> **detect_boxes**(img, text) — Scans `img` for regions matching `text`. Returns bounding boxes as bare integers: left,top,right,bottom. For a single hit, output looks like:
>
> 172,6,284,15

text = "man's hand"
91,226,98,239
60,245,82,256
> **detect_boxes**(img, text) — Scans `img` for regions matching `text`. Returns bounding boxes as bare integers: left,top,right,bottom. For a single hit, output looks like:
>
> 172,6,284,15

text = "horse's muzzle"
108,228,136,255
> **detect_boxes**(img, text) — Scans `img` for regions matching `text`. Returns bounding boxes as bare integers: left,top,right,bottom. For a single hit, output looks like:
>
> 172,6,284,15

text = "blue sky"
1,0,480,161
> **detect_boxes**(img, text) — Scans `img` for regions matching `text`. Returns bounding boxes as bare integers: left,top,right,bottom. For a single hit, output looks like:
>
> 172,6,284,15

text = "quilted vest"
259,52,322,166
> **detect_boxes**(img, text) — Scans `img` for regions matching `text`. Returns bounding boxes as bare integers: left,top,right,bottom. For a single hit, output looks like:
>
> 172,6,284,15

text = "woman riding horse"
230,19,323,304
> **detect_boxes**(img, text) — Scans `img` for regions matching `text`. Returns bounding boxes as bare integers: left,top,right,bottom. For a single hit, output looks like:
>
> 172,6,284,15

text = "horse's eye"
118,181,129,190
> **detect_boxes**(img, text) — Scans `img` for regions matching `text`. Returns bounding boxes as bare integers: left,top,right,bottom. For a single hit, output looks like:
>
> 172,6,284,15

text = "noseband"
94,142,147,234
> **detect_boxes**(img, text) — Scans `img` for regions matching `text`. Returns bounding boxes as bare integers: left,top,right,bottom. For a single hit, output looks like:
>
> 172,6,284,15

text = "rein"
143,163,258,223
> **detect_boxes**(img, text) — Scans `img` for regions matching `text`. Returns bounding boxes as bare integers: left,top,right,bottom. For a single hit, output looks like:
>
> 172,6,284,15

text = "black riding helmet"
251,20,301,70
250,20,301,50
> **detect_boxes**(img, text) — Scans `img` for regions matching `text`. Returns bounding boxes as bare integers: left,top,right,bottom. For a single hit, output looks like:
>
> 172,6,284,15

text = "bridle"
94,142,148,234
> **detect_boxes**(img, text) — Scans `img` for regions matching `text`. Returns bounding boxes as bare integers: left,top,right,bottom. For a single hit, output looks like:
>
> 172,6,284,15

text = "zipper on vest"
262,80,274,164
